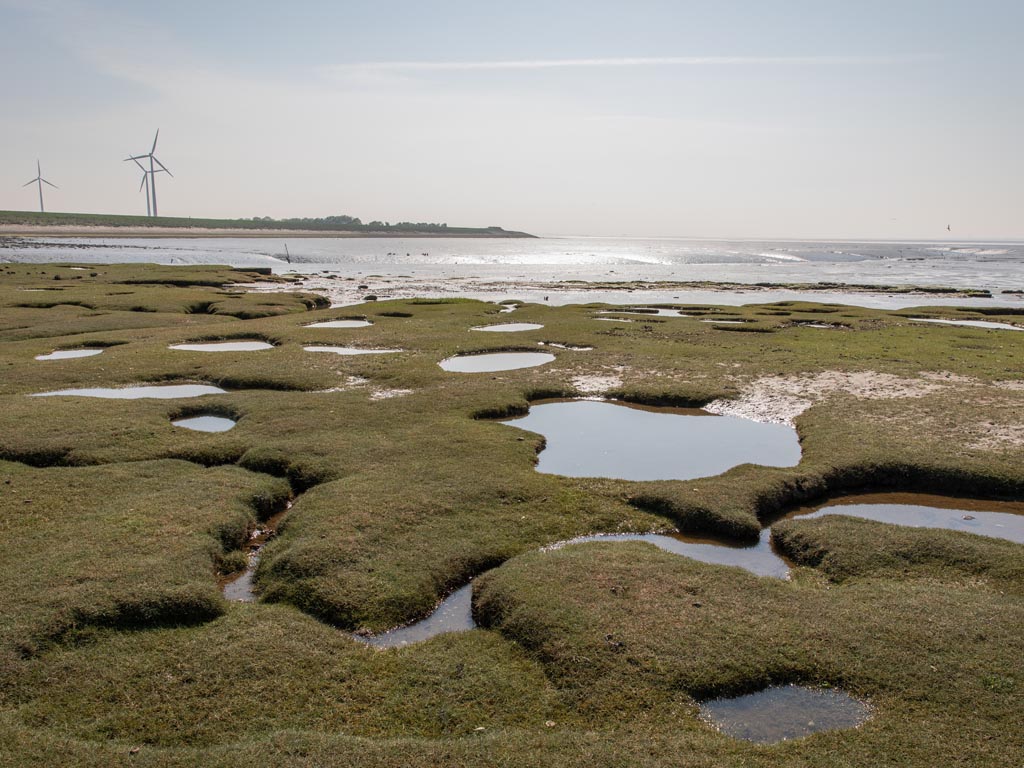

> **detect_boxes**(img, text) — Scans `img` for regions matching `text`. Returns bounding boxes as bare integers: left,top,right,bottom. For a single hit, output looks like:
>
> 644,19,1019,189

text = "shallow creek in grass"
782,492,1024,544
502,400,802,481
698,684,872,743
221,491,1024,647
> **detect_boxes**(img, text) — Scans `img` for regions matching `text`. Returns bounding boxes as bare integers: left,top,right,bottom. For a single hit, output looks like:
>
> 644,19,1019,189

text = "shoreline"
0,225,532,239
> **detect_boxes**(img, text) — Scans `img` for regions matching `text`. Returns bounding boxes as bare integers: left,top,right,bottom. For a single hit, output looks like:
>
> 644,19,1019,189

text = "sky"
1,0,1022,239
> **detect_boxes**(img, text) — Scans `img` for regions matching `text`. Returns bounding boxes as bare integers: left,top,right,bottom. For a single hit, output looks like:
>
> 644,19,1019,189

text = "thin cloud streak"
330,54,936,72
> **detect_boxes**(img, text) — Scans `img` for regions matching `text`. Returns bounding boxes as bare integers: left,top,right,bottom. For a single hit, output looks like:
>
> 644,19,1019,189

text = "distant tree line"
246,215,467,232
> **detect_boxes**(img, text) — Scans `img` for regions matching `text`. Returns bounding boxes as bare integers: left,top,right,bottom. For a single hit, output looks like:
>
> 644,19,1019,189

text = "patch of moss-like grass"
0,460,289,657
772,516,1024,592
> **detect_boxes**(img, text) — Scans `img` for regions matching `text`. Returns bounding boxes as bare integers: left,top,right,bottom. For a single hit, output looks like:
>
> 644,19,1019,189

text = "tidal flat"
0,262,1021,767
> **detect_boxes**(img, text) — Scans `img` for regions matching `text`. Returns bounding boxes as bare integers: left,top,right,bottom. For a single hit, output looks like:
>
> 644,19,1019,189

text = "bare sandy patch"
570,365,626,395
705,371,955,426
371,388,414,401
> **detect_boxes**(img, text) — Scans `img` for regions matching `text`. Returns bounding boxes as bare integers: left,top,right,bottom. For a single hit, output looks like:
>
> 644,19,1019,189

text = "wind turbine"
23,160,58,213
131,156,167,217
125,130,172,216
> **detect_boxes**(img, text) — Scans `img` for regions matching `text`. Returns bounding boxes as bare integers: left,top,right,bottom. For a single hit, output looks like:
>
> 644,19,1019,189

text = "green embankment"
0,262,1021,766
0,210,534,237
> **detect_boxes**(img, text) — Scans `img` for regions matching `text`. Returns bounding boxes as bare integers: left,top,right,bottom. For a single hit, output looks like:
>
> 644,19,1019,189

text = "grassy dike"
0,262,1021,766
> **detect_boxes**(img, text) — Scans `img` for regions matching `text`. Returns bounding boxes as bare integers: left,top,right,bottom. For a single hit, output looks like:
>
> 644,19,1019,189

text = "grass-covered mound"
0,263,1021,765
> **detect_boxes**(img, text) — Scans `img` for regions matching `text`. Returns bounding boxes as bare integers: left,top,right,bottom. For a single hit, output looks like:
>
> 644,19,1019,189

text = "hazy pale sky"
1,0,1021,239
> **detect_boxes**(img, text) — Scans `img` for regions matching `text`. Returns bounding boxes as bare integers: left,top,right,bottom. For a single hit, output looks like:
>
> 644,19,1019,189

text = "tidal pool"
472,323,544,332
911,318,1023,331
699,685,872,744
172,415,237,432
598,308,682,317
33,384,227,399
785,493,1024,544
35,349,104,360
304,346,401,355
169,341,274,352
356,584,476,648
306,319,373,328
502,400,801,481
439,352,555,373
555,529,790,578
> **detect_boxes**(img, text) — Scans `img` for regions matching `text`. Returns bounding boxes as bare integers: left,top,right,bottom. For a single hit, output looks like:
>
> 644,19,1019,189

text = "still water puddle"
33,384,227,399
356,585,476,648
35,349,104,360
912,318,1022,331
598,308,682,317
472,323,544,332
304,346,402,355
503,400,801,481
169,341,274,352
306,319,373,328
785,493,1024,544
699,685,872,744
554,529,790,578
439,352,555,372
172,414,237,432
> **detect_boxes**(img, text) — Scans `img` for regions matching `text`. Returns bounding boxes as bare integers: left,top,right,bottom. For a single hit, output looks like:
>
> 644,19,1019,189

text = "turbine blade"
23,179,37,187
151,129,159,154
42,179,58,189
37,159,41,175
140,175,148,192
152,157,173,177
131,157,147,171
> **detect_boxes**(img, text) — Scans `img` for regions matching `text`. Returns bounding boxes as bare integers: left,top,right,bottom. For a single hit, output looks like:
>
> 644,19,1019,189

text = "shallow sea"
4,234,1022,307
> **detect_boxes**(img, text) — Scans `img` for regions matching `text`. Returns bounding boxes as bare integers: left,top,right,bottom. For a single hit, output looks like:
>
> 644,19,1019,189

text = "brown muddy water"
439,351,555,373
471,322,544,332
502,400,801,481
222,507,290,602
169,341,274,352
171,414,236,432
699,684,872,743
35,349,104,360
32,384,227,399
305,319,373,328
783,492,1024,544
304,345,402,355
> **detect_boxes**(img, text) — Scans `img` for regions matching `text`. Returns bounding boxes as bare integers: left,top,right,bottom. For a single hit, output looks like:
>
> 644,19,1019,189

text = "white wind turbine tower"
23,160,58,213
131,157,167,217
125,130,172,217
